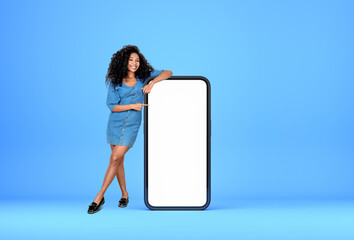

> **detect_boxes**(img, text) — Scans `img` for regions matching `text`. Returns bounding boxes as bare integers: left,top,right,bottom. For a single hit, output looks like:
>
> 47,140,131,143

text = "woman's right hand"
131,103,149,111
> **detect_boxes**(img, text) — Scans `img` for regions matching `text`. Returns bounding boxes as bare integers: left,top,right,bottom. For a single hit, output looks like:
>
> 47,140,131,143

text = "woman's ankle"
94,192,104,201
122,192,128,198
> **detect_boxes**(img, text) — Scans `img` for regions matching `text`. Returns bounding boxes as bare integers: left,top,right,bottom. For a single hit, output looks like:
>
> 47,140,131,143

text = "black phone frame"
143,76,211,210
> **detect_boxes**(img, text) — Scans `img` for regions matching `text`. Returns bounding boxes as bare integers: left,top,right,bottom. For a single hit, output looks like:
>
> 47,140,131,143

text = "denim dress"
106,69,163,147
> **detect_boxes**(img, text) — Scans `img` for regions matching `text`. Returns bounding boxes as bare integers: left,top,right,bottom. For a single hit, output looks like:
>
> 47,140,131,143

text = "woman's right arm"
112,104,133,112
107,83,147,112
107,83,126,112
113,103,148,112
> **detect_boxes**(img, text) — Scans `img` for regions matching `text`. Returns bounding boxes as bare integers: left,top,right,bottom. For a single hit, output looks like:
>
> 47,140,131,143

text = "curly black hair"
105,45,155,88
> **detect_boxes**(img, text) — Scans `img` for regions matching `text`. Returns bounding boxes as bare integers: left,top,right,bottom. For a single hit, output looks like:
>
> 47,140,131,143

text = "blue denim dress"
106,70,163,147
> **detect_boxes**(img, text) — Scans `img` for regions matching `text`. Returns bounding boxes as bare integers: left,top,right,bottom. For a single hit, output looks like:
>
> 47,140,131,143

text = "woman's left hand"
142,82,154,94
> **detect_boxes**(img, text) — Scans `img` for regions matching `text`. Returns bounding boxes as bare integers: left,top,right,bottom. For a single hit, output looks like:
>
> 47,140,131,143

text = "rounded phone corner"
199,197,211,210
144,196,155,210
197,76,211,87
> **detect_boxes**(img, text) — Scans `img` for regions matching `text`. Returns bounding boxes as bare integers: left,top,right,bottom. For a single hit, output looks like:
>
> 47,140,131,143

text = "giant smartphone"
144,76,211,210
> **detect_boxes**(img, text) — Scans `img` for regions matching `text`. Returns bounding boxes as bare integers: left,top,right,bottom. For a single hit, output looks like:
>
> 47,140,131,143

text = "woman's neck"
126,71,135,79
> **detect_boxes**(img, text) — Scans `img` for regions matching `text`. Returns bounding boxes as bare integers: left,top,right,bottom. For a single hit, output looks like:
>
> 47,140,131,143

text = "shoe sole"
88,199,105,214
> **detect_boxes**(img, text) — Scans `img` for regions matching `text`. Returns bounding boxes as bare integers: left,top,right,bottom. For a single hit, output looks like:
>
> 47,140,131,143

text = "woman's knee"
117,156,125,167
110,154,124,166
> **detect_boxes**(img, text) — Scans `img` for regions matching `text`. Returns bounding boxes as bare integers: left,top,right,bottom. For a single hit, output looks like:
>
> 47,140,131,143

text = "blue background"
1,0,353,239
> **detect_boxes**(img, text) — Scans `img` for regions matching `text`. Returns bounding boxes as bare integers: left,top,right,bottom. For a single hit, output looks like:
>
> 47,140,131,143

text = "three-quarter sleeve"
144,69,163,85
150,69,163,77
106,83,121,112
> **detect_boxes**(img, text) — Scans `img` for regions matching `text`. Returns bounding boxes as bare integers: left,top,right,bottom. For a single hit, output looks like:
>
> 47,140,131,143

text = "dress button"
132,98,134,100
121,134,123,136
126,117,128,119
133,93,135,95
124,123,126,125
122,129,124,131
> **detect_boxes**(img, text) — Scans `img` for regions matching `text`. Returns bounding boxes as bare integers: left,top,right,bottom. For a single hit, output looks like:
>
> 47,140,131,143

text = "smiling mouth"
130,66,137,69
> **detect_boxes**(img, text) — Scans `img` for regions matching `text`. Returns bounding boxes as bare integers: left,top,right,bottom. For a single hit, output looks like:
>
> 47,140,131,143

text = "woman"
88,45,173,214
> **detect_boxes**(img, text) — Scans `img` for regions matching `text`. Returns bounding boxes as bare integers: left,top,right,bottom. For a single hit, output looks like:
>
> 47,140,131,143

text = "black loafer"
118,197,129,208
87,197,105,214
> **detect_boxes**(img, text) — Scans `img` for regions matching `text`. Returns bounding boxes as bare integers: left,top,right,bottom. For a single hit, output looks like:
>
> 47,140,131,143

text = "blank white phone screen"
147,79,207,207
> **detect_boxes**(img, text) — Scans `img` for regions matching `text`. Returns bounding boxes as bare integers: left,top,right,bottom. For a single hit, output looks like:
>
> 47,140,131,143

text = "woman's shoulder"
108,82,123,91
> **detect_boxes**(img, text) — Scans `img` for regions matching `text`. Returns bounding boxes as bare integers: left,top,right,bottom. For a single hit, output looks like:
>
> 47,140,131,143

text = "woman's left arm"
150,70,173,85
142,70,173,94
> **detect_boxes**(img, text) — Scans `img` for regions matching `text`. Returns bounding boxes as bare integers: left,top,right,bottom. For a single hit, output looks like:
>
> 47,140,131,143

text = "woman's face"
127,52,140,73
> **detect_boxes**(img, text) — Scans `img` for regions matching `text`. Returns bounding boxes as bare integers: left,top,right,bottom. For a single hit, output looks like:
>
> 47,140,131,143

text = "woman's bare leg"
93,145,130,204
110,145,129,199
